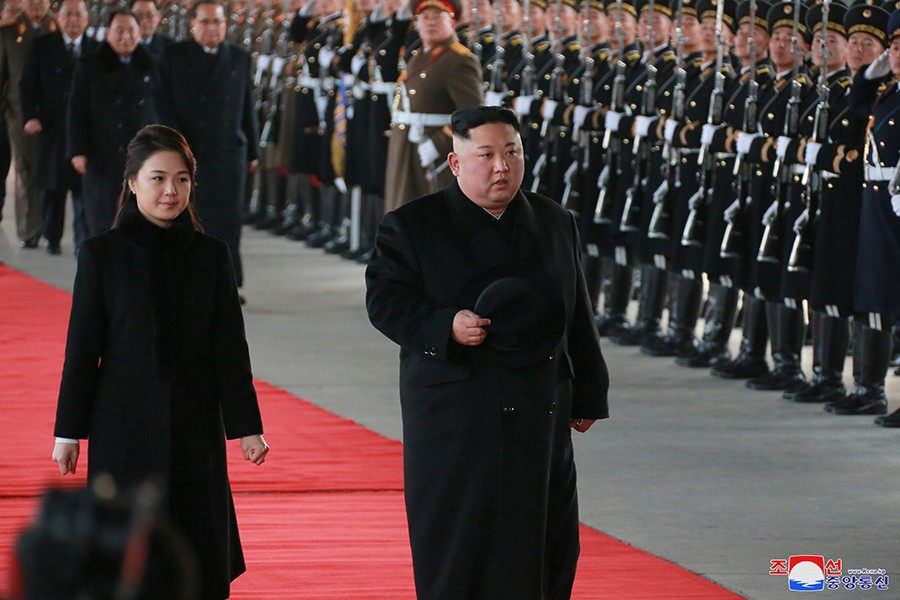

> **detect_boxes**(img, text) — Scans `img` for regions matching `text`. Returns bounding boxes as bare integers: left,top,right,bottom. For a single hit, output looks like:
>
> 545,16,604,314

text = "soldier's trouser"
7,117,41,242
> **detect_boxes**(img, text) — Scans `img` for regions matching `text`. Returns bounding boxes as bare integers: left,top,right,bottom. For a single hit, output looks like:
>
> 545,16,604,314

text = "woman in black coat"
66,9,158,237
52,125,269,599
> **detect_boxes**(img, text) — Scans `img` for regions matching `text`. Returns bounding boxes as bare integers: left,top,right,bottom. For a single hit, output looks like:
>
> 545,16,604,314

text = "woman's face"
130,151,192,228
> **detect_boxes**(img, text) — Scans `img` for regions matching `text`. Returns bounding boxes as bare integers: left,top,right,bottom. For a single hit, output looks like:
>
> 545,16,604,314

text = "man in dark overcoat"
19,0,98,254
0,0,54,248
156,0,259,290
66,9,157,236
366,106,609,600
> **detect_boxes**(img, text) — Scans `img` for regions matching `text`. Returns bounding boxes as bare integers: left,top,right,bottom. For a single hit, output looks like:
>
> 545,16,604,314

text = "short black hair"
129,0,159,9
190,0,226,19
451,106,521,140
107,8,138,28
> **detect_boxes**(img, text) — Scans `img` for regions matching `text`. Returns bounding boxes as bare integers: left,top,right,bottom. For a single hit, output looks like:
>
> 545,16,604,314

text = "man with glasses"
156,0,259,301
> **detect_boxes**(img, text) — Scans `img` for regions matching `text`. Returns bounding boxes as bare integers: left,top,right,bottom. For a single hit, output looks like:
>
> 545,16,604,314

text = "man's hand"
451,309,491,346
52,441,80,475
248,159,259,173
71,155,87,174
569,418,597,433
241,434,269,466
23,118,42,135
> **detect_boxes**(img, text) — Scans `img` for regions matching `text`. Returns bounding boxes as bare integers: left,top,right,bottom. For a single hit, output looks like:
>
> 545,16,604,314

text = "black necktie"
67,41,76,58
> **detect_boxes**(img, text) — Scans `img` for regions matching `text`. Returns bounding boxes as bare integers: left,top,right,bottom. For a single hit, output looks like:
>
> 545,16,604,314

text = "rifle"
560,0,596,209
788,0,831,272
648,0,686,239
681,0,726,246
721,0,759,258
470,0,483,64
520,0,536,96
488,0,507,95
530,0,566,193
758,0,802,264
592,0,626,224
621,0,657,232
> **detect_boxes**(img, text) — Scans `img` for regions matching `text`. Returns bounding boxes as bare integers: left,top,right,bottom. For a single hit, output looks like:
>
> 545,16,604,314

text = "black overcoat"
53,203,263,599
366,181,609,600
155,40,259,287
20,31,99,190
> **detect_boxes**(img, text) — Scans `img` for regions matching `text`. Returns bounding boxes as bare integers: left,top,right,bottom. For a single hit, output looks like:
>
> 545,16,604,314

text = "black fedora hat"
456,263,566,369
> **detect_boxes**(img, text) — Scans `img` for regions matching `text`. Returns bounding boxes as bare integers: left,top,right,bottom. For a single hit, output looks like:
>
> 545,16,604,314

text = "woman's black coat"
54,203,263,599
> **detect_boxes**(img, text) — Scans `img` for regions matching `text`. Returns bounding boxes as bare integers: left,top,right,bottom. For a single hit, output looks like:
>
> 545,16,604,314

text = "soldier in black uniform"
729,0,812,390
824,7,900,425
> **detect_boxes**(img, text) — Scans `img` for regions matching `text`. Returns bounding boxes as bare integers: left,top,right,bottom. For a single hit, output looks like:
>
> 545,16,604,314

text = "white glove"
652,179,668,205
541,99,558,122
597,164,610,186
395,2,412,20
687,189,704,211
736,131,761,155
776,135,792,159
514,95,535,116
664,119,678,143
865,49,891,81
318,46,335,68
635,115,656,138
334,176,347,194
299,0,317,17
723,199,740,222
761,201,778,226
701,124,719,147
892,195,900,217
804,141,822,166
350,52,366,76
370,1,388,21
485,90,505,107
417,138,440,168
792,208,808,233
604,110,623,133
573,105,591,128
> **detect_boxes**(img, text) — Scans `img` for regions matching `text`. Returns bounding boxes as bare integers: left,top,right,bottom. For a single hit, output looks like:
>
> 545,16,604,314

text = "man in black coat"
366,106,609,600
155,0,259,290
20,0,98,254
66,9,157,236
130,0,172,60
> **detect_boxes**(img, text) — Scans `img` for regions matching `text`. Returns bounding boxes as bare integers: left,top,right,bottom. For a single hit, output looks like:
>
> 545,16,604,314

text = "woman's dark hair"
450,106,521,140
107,7,139,28
113,125,203,231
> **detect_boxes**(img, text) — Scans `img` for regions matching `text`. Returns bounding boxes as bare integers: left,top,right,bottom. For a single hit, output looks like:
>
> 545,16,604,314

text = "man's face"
449,122,525,216
578,7,606,43
769,26,795,70
891,38,900,78
846,32,882,74
811,29,847,71
734,22,769,61
499,0,522,32
131,0,161,40
415,7,455,47
23,0,49,22
640,12,672,48
192,3,226,49
107,13,140,57
56,0,88,40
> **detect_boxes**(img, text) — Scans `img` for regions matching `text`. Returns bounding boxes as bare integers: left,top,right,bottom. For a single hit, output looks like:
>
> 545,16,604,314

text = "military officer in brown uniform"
383,0,484,211
0,0,54,248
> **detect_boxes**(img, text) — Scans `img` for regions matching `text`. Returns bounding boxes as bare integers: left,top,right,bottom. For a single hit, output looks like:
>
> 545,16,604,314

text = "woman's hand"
52,441,80,475
241,434,269,466
569,418,597,433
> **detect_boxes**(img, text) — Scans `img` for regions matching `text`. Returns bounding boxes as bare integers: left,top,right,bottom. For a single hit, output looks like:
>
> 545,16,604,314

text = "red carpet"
0,263,741,598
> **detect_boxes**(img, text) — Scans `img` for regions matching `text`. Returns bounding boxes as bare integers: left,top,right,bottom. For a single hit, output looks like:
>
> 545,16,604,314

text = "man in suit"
130,0,172,60
156,0,259,295
0,0,54,247
20,0,96,254
366,106,609,600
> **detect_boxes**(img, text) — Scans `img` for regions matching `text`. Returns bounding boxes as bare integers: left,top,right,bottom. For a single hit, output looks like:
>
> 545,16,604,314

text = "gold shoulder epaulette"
450,41,471,56
663,53,676,61
482,34,495,44
510,34,523,46
536,40,551,52
566,40,581,51
598,49,609,61
796,74,808,86
837,76,851,88
757,65,770,74
626,49,641,61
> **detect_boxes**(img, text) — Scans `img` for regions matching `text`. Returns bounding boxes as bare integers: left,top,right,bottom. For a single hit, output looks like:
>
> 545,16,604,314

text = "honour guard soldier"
383,0,484,211
0,0,54,248
731,0,812,390
824,7,900,425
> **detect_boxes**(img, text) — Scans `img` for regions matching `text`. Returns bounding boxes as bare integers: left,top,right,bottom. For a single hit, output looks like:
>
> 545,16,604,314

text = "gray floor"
2,195,898,600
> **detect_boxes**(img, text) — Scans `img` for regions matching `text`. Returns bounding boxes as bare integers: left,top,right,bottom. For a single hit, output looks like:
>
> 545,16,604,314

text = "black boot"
747,302,807,391
825,323,890,415
791,313,848,403
596,259,633,337
611,265,667,346
875,408,900,427
676,283,739,368
711,294,770,379
889,322,900,368
641,273,702,357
